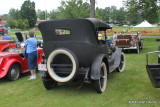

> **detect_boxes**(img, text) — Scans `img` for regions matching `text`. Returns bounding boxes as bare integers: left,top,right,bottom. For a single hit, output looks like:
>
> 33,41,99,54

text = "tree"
124,0,159,24
17,19,29,30
90,0,95,18
37,9,46,20
95,8,105,21
9,8,21,20
116,7,127,24
0,14,9,21
20,0,37,28
102,7,112,23
4,8,28,29
58,0,90,18
49,10,58,19
95,6,128,25
7,20,18,28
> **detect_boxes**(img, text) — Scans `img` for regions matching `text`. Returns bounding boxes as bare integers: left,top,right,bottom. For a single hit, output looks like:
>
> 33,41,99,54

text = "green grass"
0,38,160,107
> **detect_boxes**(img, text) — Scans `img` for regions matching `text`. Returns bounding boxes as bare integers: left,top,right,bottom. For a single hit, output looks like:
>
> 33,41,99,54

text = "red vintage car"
0,48,43,81
0,40,17,52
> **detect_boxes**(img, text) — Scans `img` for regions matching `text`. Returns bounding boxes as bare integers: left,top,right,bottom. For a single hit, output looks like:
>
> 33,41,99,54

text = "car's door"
146,52,160,88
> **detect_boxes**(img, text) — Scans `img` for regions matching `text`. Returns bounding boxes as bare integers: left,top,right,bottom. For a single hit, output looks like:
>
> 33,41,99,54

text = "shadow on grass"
0,72,30,83
41,70,123,95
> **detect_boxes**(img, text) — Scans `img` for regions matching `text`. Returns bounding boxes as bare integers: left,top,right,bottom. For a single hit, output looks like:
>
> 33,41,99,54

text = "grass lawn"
0,38,160,107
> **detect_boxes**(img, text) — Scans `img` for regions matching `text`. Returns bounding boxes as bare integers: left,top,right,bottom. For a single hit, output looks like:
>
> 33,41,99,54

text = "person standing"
3,33,10,40
112,32,117,45
113,32,117,40
25,31,37,80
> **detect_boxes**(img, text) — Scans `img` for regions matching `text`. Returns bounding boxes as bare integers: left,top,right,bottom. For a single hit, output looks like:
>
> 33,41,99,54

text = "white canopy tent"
134,20,154,27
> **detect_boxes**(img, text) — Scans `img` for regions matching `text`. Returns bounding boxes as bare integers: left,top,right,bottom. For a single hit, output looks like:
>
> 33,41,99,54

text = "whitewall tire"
47,49,78,83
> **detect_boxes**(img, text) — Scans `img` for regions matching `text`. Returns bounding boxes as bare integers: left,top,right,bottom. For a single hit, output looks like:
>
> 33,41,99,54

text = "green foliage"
95,6,127,24
3,0,35,29
17,19,29,30
37,9,50,20
116,7,127,24
37,9,46,20
7,19,18,28
49,10,58,19
0,14,9,20
124,0,160,24
9,8,21,20
58,0,90,18
7,19,29,30
20,0,37,28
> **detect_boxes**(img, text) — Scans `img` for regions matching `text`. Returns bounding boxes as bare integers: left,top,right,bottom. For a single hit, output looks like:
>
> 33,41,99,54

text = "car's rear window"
55,29,71,36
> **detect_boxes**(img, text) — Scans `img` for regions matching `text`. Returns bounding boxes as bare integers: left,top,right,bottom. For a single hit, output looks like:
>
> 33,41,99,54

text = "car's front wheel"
117,52,125,72
94,62,107,93
7,64,21,81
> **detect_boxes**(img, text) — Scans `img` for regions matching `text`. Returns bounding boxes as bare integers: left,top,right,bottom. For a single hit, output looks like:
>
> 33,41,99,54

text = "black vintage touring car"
38,18,125,93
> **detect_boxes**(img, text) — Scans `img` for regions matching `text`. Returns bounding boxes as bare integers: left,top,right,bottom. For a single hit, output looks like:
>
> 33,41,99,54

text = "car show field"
0,0,159,106
0,38,160,107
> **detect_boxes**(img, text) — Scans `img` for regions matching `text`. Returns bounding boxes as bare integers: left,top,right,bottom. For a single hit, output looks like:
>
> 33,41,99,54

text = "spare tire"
47,48,79,82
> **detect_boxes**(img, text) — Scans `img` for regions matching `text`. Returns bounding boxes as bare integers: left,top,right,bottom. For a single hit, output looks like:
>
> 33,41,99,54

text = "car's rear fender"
0,59,22,78
90,54,109,80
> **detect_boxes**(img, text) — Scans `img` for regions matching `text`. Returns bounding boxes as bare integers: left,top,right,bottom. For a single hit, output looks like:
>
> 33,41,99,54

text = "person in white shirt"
112,32,117,45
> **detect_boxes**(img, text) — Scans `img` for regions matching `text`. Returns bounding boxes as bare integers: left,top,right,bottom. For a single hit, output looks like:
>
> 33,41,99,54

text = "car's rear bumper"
121,47,137,50
39,68,88,77
39,67,90,82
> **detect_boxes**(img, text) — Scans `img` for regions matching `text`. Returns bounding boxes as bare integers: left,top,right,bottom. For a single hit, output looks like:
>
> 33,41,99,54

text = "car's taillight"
41,56,46,64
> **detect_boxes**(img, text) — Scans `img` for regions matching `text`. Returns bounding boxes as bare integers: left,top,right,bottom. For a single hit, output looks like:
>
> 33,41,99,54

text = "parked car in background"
115,31,143,53
38,18,126,93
